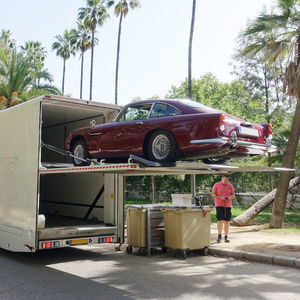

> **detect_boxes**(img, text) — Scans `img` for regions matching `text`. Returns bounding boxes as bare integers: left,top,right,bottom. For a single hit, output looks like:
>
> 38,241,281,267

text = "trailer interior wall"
39,98,119,232
0,100,40,252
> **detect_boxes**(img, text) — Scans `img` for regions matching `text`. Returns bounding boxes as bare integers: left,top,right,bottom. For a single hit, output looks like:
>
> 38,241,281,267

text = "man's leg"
217,220,223,242
224,221,230,236
224,221,230,242
217,220,224,235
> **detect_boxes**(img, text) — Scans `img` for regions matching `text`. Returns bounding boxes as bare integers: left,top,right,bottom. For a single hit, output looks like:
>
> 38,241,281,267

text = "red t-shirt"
212,181,234,207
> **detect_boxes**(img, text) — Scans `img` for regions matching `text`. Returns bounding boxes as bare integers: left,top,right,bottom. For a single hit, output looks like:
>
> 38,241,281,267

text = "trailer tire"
126,245,133,254
72,139,89,166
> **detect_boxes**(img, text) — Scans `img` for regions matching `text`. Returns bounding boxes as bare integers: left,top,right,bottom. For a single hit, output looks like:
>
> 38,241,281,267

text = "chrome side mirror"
90,120,96,127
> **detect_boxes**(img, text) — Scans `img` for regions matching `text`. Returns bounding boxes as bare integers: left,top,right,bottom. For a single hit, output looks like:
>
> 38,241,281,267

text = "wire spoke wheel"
74,144,85,164
152,134,171,160
72,139,89,166
148,130,179,163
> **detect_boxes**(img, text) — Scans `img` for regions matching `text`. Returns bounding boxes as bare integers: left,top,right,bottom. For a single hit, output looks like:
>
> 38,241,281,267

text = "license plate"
70,238,89,245
237,126,259,137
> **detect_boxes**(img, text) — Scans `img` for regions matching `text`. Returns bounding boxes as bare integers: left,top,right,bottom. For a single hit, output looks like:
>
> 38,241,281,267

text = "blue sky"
1,0,275,106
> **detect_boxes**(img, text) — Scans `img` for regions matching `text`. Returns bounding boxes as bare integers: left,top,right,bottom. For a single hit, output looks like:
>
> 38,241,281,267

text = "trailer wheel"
148,130,179,163
126,245,133,254
72,139,89,166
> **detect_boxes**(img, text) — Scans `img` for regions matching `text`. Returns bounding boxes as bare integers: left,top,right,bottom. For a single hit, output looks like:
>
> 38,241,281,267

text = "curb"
208,246,300,269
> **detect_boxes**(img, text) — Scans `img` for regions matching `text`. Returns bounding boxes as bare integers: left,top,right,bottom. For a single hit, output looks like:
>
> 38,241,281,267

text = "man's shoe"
225,236,230,243
217,235,222,243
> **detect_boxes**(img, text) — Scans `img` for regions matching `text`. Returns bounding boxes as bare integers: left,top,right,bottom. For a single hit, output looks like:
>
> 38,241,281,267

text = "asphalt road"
1,244,300,300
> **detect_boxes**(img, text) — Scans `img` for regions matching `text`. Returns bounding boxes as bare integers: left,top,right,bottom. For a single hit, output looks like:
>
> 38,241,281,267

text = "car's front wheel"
148,130,179,163
71,139,89,166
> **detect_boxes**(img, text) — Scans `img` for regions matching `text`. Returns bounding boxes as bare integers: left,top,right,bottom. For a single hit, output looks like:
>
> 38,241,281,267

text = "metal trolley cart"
126,205,166,256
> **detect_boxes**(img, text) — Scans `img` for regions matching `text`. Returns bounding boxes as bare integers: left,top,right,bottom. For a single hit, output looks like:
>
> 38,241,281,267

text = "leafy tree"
0,49,32,106
107,0,140,105
21,41,53,88
166,73,265,123
188,0,196,99
233,32,293,127
78,0,109,100
52,29,76,95
243,0,300,228
0,30,15,56
0,31,61,109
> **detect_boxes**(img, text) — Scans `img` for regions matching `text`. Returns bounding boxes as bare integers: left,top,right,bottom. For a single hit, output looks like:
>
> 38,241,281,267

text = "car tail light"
268,124,273,135
220,114,225,131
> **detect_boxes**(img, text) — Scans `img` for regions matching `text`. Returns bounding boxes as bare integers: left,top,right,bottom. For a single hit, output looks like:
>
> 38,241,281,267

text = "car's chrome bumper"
190,137,277,153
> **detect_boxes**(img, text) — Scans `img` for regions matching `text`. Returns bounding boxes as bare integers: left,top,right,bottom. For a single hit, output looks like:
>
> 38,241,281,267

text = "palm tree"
107,0,140,105
188,0,196,99
52,29,76,95
21,41,54,87
243,0,300,228
78,0,109,101
73,22,96,99
0,30,15,55
0,48,61,109
0,49,32,106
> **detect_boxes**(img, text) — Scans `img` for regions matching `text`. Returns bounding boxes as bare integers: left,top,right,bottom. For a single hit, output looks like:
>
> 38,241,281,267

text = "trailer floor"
38,215,117,240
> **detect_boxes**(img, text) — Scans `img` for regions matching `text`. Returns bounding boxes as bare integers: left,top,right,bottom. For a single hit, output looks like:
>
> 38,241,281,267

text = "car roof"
124,99,218,114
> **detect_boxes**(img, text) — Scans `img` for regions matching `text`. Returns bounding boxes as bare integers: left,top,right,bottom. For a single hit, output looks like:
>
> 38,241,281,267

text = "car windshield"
116,103,152,121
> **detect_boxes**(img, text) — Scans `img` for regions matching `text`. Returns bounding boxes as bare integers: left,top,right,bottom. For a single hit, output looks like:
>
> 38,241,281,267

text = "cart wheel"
162,246,168,254
126,245,133,254
200,247,209,256
138,248,147,256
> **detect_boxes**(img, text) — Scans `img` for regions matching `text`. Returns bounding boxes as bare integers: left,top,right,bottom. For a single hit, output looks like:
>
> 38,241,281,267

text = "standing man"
212,174,235,243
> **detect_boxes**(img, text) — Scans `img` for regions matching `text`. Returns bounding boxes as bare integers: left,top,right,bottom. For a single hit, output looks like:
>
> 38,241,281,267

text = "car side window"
118,104,152,121
150,103,180,118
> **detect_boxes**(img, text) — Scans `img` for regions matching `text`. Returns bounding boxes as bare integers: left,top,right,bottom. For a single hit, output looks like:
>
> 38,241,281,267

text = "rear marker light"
268,124,273,136
220,114,225,131
43,242,52,249
105,237,113,243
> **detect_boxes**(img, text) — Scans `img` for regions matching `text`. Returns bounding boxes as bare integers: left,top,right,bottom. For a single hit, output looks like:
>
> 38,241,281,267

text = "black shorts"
216,206,232,221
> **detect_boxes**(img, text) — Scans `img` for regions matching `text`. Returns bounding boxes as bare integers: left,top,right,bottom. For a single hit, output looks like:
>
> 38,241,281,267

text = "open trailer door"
0,99,41,252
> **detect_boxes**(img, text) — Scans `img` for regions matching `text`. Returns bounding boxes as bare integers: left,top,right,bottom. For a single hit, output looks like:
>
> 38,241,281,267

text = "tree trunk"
270,100,300,228
80,50,84,99
188,0,196,100
232,176,300,227
62,58,66,95
115,14,123,105
151,176,156,203
89,29,95,101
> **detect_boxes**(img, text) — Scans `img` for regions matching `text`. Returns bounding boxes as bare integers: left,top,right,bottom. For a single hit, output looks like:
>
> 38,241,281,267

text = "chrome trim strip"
89,132,101,136
190,137,277,153
190,137,229,145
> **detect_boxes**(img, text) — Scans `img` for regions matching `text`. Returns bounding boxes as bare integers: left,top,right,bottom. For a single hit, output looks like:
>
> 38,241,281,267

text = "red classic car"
65,99,276,166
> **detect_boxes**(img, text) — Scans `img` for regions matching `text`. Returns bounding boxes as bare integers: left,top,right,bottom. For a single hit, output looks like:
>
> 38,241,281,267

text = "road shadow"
1,245,300,299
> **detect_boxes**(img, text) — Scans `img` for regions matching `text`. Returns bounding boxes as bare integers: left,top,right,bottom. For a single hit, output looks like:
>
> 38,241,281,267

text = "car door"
98,103,153,158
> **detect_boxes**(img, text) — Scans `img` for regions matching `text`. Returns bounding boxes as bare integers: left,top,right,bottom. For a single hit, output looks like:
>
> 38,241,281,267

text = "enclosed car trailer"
0,95,294,252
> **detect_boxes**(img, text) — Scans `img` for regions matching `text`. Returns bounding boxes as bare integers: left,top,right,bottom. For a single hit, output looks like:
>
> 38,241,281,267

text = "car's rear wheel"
202,158,230,165
72,139,89,166
148,130,179,163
